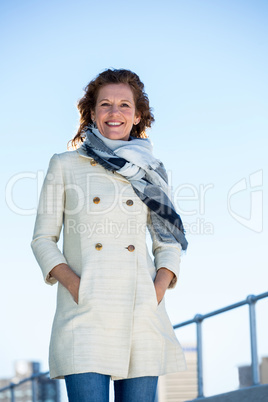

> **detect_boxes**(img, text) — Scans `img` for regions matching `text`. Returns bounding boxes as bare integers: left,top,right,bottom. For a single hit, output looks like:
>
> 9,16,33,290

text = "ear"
91,111,95,121
134,114,141,125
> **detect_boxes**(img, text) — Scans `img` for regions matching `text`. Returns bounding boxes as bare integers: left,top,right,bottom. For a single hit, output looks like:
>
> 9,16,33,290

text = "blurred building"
157,345,198,402
0,361,60,402
238,356,268,388
260,357,268,384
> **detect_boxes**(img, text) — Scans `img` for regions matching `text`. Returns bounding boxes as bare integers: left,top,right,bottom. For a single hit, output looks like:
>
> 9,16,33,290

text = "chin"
103,132,129,141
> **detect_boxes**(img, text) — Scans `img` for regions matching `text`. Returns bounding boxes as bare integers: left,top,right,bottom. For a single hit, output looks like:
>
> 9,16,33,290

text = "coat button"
90,159,97,166
126,200,134,206
127,245,135,252
93,197,100,204
95,243,103,250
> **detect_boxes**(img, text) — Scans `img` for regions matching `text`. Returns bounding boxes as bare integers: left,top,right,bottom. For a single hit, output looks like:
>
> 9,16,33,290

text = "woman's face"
91,83,140,141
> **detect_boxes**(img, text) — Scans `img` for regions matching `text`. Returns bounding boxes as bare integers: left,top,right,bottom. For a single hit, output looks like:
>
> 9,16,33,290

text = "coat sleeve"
147,212,182,289
31,154,67,285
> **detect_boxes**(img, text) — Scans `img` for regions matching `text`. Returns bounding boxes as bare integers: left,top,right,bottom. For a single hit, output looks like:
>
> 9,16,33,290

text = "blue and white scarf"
82,126,188,251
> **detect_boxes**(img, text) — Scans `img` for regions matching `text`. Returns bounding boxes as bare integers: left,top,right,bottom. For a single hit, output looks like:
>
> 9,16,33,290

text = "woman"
31,68,188,402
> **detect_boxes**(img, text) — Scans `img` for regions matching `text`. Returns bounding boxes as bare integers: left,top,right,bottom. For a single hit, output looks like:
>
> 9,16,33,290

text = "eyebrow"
98,98,134,104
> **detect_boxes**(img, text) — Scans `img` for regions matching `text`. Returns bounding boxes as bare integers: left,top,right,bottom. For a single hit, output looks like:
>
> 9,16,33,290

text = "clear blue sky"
1,0,267,397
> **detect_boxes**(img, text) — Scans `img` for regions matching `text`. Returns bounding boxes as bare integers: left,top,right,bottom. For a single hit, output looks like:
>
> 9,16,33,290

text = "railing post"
32,377,38,402
195,314,204,398
247,295,260,385
10,383,15,402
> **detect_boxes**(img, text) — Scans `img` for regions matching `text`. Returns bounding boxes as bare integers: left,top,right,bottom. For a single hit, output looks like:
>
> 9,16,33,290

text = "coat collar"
76,147,129,183
76,146,90,159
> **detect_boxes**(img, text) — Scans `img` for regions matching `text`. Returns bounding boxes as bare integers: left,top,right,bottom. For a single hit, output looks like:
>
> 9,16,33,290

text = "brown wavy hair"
70,68,155,148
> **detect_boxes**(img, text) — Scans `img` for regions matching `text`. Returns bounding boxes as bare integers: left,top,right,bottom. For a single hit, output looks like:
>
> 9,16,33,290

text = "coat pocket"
148,276,165,309
76,271,87,306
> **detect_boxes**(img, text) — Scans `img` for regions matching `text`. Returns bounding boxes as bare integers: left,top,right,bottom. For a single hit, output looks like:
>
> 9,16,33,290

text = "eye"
100,102,110,107
121,103,130,108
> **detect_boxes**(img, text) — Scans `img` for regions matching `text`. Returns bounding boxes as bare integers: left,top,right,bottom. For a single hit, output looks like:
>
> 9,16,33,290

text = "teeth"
107,122,122,126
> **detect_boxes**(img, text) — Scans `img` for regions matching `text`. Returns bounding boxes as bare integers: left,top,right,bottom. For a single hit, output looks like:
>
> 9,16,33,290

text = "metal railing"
0,371,49,402
173,291,268,399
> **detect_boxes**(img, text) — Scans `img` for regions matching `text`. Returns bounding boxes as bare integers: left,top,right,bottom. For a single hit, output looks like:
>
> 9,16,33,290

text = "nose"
110,104,120,115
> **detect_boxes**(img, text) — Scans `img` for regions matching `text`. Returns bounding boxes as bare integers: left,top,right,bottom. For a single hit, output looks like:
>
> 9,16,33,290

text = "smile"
105,122,123,126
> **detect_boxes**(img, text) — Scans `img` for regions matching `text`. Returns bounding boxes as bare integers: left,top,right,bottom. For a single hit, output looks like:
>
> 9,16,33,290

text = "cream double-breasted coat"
31,147,186,380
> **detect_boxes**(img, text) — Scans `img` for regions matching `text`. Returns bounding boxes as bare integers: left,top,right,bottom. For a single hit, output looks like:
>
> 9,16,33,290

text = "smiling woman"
31,68,187,402
91,83,141,141
71,68,154,147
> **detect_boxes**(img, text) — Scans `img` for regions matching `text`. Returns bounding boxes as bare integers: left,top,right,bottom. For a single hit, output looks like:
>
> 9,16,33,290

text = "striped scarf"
82,126,188,251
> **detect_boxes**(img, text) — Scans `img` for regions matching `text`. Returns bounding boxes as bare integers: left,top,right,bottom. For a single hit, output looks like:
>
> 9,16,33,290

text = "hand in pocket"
154,282,165,305
70,278,81,304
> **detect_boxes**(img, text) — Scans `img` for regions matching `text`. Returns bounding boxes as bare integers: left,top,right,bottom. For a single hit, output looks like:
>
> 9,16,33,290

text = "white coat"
31,147,186,380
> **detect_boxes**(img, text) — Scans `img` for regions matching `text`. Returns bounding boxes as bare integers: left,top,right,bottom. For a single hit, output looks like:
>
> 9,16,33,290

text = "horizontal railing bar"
174,318,196,329
199,300,247,320
252,291,268,301
173,292,268,330
0,371,49,393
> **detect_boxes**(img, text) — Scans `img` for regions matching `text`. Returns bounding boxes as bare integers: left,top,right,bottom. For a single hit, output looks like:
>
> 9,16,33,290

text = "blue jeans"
65,372,158,402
